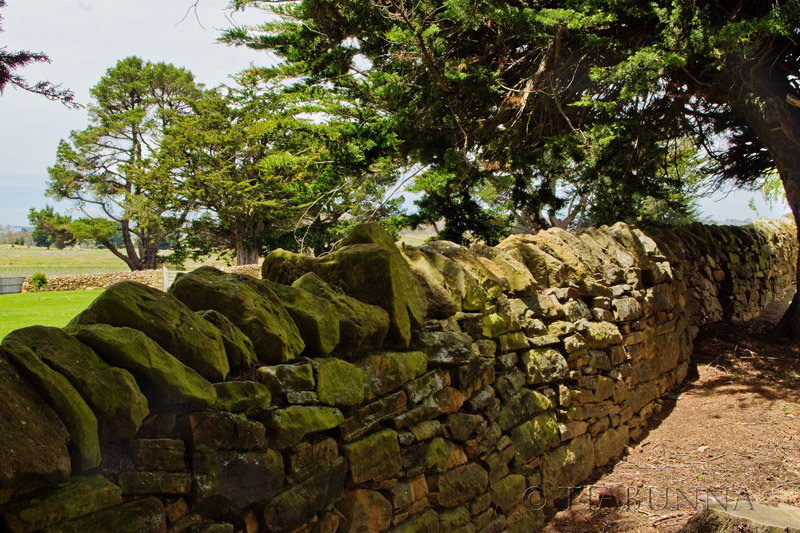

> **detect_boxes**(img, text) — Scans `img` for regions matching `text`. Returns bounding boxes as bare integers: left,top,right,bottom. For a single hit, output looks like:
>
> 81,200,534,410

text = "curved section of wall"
0,218,794,533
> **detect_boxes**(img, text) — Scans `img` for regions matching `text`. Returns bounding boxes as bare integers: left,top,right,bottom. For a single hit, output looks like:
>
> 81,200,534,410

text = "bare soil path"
542,290,800,533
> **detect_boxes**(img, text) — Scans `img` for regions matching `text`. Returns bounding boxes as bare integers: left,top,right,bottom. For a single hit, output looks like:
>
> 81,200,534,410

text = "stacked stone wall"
0,218,795,533
19,264,263,293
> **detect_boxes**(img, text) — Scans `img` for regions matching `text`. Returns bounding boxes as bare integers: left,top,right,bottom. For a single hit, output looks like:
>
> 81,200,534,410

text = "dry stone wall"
19,264,262,293
0,218,795,533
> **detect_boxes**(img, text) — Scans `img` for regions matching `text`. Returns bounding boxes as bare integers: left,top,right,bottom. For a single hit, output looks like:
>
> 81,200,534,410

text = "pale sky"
0,0,791,227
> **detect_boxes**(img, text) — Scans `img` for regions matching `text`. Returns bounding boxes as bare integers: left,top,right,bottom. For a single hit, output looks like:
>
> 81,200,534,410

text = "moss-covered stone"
357,351,427,400
490,474,526,513
168,267,304,364
291,273,390,356
212,381,271,413
342,430,402,484
43,497,165,533
431,462,489,508
127,439,185,472
69,280,229,381
0,356,71,504
197,309,258,372
192,450,283,519
264,223,427,348
578,321,623,349
391,509,439,533
495,388,553,432
0,474,121,533
542,433,595,502
182,411,267,453
520,348,568,385
482,311,512,338
71,324,216,408
260,405,345,448
4,326,148,442
264,280,340,356
312,358,366,407
511,411,560,465
262,458,346,533
1,341,100,473
117,471,191,495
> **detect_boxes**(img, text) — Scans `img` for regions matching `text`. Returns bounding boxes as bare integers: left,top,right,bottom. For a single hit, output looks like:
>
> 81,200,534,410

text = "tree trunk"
741,97,800,339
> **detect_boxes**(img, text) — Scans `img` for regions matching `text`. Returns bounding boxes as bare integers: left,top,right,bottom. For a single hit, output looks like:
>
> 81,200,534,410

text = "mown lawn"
0,290,103,339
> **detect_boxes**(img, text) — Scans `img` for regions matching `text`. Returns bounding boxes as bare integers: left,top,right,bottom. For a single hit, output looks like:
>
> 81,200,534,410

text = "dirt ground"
542,290,800,533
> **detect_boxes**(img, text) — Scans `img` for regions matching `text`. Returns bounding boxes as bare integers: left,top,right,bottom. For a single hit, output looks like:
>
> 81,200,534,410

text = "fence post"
162,265,168,291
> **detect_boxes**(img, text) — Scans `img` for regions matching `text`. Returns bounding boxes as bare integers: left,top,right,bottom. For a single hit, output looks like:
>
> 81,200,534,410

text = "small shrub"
30,272,48,298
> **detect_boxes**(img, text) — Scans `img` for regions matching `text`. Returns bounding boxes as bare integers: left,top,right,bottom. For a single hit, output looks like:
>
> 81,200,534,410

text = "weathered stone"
490,474,526,514
192,450,283,518
257,363,314,395
431,462,489,507
212,381,271,413
392,509,439,533
262,458,346,533
71,280,229,380
414,330,473,366
542,433,595,502
613,297,643,322
482,312,511,338
0,356,70,504
498,331,529,352
472,243,536,292
426,438,467,473
260,406,344,448
680,501,800,533
117,471,191,495
444,413,487,442
168,267,304,364
71,324,216,408
404,369,450,404
182,411,267,453
4,326,147,442
287,438,338,483
390,476,428,510
505,506,546,533
340,391,407,441
342,430,402,484
520,348,568,385
128,439,185,472
265,280,340,356
594,425,629,467
312,358,366,407
495,388,552,432
1,341,100,473
402,244,462,318
264,223,427,348
336,489,392,533
1,474,121,533
577,321,623,349
43,497,165,533
292,273,389,355
437,507,470,532
357,351,427,400
197,309,258,372
511,411,560,465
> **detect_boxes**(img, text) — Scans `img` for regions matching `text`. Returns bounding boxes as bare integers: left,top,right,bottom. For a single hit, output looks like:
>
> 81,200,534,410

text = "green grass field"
0,244,232,277
0,289,104,339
